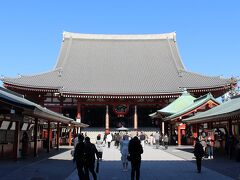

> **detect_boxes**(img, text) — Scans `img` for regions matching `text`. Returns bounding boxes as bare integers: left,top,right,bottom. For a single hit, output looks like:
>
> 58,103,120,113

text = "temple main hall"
2,32,232,132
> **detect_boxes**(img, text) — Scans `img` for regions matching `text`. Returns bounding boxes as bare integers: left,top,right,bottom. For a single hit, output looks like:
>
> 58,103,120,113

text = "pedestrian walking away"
120,135,130,171
128,136,143,180
163,134,169,150
106,133,112,148
96,134,104,160
154,131,160,149
84,137,100,180
74,134,85,180
139,132,146,148
193,137,205,173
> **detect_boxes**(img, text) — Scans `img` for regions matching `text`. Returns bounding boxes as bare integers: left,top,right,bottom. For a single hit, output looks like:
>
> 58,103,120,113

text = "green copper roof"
158,91,196,115
183,95,240,123
163,93,219,121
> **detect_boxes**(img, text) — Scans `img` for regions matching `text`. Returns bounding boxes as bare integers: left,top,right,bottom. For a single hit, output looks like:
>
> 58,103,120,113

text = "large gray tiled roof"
2,32,230,95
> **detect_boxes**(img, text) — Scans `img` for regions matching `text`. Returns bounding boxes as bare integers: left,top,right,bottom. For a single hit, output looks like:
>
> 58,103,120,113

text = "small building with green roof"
150,91,219,145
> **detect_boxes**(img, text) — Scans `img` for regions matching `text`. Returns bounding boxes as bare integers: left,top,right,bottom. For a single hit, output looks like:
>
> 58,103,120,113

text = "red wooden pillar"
178,123,186,146
13,121,20,161
105,105,109,133
34,118,38,157
68,128,72,146
76,100,81,134
56,122,60,150
47,121,51,153
177,125,181,146
192,124,198,138
134,105,138,130
162,121,165,135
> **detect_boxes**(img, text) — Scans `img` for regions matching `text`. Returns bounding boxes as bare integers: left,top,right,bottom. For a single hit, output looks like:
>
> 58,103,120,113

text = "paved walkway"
0,146,75,180
66,145,237,180
0,145,239,180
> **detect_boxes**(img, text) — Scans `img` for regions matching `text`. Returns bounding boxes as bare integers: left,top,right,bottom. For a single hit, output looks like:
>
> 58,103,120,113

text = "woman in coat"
120,135,129,171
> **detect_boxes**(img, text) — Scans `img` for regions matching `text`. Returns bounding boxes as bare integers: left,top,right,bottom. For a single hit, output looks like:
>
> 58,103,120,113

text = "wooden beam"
34,118,38,157
47,121,51,153
56,122,60,150
13,120,20,161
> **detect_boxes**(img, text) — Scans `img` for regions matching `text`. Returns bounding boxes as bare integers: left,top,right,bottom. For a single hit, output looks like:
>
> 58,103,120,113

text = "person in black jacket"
193,137,205,173
84,137,99,180
128,136,143,180
74,134,85,180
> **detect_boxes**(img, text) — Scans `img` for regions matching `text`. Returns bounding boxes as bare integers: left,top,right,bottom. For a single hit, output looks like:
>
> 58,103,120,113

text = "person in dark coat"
84,137,99,180
74,134,85,180
128,136,143,180
193,137,205,173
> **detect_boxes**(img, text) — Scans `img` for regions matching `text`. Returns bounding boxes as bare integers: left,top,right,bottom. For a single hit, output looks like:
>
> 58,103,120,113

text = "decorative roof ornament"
58,68,63,77
222,76,239,102
173,31,177,42
0,75,4,80
182,88,188,94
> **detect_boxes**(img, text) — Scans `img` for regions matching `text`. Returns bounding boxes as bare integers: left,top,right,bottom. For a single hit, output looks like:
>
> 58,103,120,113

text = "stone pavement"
0,146,75,180
0,144,239,180
66,145,237,180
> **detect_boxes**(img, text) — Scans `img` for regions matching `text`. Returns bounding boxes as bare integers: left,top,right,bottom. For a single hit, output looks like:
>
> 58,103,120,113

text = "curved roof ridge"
3,68,61,80
181,69,226,79
63,31,176,40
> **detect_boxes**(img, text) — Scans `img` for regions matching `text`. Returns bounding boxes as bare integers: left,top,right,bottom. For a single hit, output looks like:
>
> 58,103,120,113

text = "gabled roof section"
0,87,88,127
2,32,231,95
163,93,219,121
158,91,196,116
2,69,62,90
183,95,240,124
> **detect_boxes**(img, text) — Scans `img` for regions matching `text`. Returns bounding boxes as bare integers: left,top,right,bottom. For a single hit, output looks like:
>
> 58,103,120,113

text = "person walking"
193,137,205,173
206,136,214,159
106,133,112,148
115,133,121,149
120,135,129,171
139,132,146,148
84,137,99,180
163,134,169,150
154,131,160,149
199,132,207,157
74,134,85,180
128,136,143,180
96,134,103,160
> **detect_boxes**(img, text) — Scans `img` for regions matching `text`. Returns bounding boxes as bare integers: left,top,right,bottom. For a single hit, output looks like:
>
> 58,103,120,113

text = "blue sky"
0,1,240,85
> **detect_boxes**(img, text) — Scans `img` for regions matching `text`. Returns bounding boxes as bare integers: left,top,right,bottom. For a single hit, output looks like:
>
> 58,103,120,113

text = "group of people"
103,131,169,151
73,134,100,180
199,131,214,159
74,129,237,179
148,131,169,149
119,133,144,180
73,132,144,180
